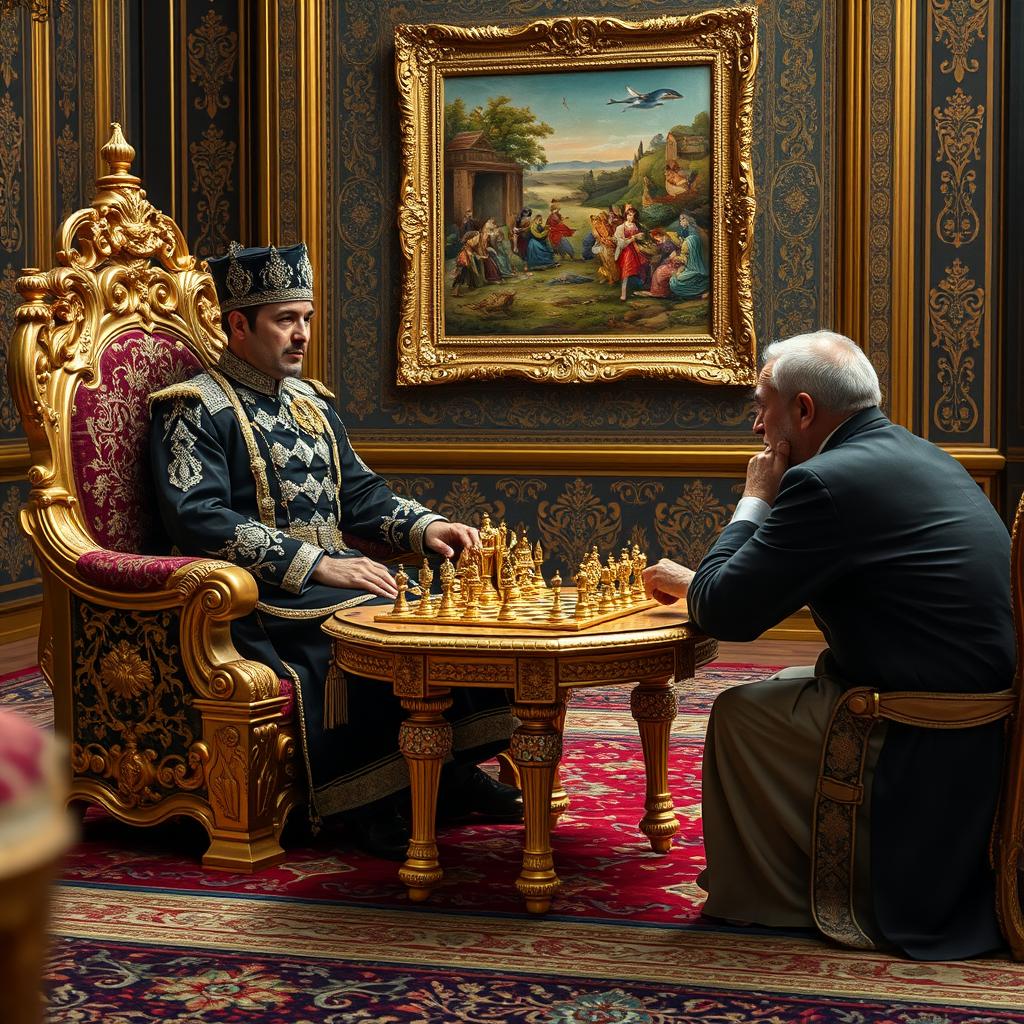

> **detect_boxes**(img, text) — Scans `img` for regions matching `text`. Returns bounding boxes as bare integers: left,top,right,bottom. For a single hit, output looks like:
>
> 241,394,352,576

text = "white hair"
762,330,881,413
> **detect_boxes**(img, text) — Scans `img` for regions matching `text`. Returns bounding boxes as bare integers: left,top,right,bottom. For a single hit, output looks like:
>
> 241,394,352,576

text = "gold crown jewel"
261,245,293,291
225,241,253,300
296,249,314,289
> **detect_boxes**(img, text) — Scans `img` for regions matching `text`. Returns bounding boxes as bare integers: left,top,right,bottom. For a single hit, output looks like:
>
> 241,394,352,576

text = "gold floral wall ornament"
436,476,506,525
190,124,237,258
187,9,238,120
536,478,622,571
394,9,757,386
933,87,983,248
929,258,983,434
654,479,731,568
932,0,987,84
0,91,23,252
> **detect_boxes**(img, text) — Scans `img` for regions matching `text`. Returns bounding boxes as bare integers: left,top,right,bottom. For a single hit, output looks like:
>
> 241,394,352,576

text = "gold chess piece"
631,544,646,600
392,564,412,616
598,565,613,613
573,569,590,619
462,563,482,620
618,548,633,605
547,571,566,622
533,540,547,590
437,558,458,619
418,559,435,615
607,553,622,607
498,552,519,621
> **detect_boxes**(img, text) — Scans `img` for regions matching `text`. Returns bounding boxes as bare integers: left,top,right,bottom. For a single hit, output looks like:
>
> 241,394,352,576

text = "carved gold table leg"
511,702,563,913
630,676,679,854
397,692,453,902
549,691,572,829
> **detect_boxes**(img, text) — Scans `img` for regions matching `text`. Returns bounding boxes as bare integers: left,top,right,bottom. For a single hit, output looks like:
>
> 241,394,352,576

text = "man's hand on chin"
424,520,481,559
744,438,790,504
642,558,695,605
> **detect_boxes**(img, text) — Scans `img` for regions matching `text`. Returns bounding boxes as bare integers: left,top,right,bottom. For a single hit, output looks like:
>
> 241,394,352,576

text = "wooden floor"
0,634,821,677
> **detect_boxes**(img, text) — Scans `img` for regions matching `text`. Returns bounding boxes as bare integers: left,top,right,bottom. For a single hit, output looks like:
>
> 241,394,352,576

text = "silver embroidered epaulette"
287,377,336,401
148,373,231,417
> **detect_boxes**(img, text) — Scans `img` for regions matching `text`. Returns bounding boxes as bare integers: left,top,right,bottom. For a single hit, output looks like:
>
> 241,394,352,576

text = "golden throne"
6,125,302,872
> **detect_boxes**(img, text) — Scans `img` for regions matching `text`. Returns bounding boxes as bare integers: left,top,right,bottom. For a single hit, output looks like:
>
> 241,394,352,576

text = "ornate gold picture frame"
395,10,757,387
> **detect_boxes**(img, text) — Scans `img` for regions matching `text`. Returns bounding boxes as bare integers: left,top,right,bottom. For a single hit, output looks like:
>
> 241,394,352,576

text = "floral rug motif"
5,662,1024,1023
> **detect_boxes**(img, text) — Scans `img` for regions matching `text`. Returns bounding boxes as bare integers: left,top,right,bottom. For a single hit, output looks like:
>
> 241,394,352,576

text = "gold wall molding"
92,0,113,182
837,0,915,427
296,0,326,385
254,0,279,243
29,12,52,269
0,595,40,645
353,441,1005,481
0,441,30,475
889,0,918,430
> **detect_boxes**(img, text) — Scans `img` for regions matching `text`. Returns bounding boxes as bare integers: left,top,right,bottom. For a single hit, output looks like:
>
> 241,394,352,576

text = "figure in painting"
546,204,576,260
589,211,620,285
526,214,559,270
473,221,503,283
512,207,533,266
668,214,710,301
613,204,648,301
452,232,484,296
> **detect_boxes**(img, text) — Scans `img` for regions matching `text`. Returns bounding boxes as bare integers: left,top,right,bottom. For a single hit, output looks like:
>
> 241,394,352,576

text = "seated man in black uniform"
644,330,1014,960
149,242,521,860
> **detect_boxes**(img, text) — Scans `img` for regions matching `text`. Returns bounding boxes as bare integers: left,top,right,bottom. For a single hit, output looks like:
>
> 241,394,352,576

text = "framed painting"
395,9,757,386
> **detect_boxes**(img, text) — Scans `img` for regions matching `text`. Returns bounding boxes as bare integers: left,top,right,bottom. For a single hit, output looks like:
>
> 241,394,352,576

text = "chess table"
323,594,717,913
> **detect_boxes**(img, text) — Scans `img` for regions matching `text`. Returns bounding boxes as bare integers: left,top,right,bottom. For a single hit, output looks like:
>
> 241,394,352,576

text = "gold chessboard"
374,520,655,631
374,589,658,631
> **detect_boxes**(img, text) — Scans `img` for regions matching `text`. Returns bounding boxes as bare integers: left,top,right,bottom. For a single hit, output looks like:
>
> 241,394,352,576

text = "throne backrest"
8,124,227,560
70,330,201,553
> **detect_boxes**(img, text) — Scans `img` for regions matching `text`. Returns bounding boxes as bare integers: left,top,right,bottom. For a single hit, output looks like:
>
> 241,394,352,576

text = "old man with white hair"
644,330,1014,960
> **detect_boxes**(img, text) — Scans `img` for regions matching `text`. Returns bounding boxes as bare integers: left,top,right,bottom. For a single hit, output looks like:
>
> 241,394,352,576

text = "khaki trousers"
698,666,883,931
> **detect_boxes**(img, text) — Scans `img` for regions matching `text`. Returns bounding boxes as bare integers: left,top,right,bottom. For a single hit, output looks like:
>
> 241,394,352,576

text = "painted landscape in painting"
442,65,712,339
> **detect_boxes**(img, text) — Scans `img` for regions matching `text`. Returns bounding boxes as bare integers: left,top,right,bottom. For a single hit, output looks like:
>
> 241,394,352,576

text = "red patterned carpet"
4,664,1024,1023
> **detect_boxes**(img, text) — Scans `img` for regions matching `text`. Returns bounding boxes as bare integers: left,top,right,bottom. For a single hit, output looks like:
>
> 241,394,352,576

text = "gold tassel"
324,659,349,728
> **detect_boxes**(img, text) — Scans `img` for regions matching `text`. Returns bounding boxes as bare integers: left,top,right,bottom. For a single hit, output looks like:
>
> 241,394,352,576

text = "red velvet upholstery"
277,677,294,720
71,330,201,554
75,550,199,592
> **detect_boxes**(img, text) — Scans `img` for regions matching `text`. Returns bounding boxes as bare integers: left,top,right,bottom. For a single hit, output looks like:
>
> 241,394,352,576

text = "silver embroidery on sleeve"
379,496,434,548
282,541,322,594
410,514,446,555
212,521,287,581
163,400,203,492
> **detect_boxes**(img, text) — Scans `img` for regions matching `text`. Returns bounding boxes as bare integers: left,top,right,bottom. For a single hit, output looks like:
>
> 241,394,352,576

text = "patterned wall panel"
52,0,95,223
183,0,243,260
0,5,28,445
382,472,744,576
0,477,40,607
329,1,837,443
923,0,1000,446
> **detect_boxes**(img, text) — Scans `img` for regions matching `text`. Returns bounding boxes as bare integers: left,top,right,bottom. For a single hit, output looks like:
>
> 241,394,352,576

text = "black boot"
343,793,410,861
437,762,523,823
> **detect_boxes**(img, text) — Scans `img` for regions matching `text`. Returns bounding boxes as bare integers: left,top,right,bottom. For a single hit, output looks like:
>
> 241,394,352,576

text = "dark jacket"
689,407,1015,959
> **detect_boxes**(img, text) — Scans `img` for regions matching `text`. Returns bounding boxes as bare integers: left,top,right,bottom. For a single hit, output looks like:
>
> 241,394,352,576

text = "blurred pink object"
0,709,75,1024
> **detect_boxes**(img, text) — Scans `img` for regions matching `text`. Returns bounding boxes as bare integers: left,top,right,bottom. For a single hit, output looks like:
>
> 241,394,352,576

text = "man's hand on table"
642,558,695,606
311,554,399,598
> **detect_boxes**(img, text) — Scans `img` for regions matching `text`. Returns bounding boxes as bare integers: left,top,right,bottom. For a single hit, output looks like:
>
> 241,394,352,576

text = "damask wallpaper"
328,0,837,443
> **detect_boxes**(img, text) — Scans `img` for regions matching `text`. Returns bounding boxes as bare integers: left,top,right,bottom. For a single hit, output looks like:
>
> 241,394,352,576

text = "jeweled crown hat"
207,241,314,313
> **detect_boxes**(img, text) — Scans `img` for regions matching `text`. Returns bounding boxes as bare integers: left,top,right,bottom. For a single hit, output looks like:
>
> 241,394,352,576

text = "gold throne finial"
98,122,140,189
